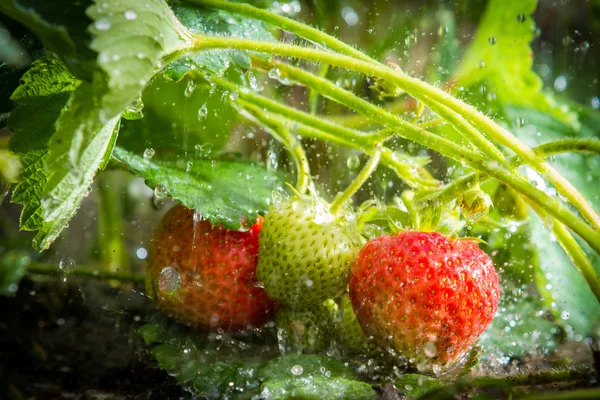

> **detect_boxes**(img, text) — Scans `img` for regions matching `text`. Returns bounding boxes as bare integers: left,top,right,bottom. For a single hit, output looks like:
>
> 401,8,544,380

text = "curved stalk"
213,77,438,188
236,102,310,194
182,0,379,64
188,35,600,232
330,145,382,214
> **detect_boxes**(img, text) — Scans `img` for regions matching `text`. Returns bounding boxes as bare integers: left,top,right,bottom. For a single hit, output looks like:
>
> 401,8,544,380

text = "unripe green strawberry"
349,231,500,371
257,195,362,309
336,293,380,356
147,205,275,331
276,299,338,353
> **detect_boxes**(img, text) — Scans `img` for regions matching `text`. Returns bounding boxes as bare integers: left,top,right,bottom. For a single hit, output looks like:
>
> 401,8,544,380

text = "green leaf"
163,5,275,82
505,106,600,336
392,374,444,399
86,0,192,118
261,354,357,381
111,146,283,229
454,0,578,129
0,0,96,79
260,376,376,400
479,287,561,359
39,82,120,250
138,316,277,398
118,76,236,154
7,57,78,247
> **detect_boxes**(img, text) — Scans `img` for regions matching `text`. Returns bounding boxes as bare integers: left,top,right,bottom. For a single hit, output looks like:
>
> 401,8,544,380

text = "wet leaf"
454,0,578,128
7,57,77,248
112,147,284,230
261,354,357,381
118,76,236,154
507,106,600,336
393,374,444,398
260,376,376,400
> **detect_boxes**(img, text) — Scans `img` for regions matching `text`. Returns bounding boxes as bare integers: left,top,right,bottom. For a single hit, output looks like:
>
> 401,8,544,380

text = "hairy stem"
330,145,382,214
214,77,438,188
182,0,379,64
236,102,310,194
189,35,600,232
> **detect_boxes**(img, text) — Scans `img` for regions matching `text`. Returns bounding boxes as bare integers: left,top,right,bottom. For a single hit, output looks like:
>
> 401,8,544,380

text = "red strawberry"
147,205,275,331
349,231,500,371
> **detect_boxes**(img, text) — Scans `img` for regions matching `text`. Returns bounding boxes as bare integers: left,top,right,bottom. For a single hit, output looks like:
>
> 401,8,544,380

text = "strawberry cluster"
147,198,500,372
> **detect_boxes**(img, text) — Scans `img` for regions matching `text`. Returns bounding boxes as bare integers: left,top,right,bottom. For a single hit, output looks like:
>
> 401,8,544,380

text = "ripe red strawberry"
349,231,500,371
147,205,276,331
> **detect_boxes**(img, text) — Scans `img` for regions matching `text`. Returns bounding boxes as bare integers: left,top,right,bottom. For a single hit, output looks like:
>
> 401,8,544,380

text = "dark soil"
0,278,186,400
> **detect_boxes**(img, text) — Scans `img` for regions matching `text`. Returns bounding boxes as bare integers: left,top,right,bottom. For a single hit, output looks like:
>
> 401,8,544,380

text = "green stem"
419,138,600,204
182,0,379,64
189,35,600,232
330,145,382,214
309,64,329,115
237,101,310,194
532,138,600,157
213,76,438,188
206,68,600,253
26,263,145,283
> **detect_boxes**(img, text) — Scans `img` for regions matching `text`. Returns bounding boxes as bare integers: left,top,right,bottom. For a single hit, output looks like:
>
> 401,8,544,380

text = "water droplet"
197,104,208,120
341,6,359,26
561,311,570,320
517,14,526,23
158,266,181,295
94,19,111,31
272,187,289,204
154,185,167,199
424,342,437,358
186,161,193,173
291,365,303,375
59,257,76,273
229,90,239,101
123,10,137,20
513,117,525,129
346,155,360,169
184,80,196,98
247,70,262,91
143,148,155,160
195,143,212,158
554,76,567,92
136,248,148,259
488,36,497,45
253,281,265,288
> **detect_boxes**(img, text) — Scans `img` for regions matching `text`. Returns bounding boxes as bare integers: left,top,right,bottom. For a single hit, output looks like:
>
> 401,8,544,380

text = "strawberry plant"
1,0,600,398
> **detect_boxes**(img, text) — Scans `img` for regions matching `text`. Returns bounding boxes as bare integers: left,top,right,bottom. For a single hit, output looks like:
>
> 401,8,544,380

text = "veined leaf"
163,5,275,82
260,376,376,400
7,57,79,248
111,147,283,229
86,0,192,118
37,0,194,249
454,0,578,129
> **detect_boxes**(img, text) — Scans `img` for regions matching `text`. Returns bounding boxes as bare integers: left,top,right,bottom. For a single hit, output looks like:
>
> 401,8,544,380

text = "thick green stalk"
227,78,600,255
190,35,600,232
182,0,379,64
531,204,600,303
213,77,438,188
271,60,511,170
237,102,310,194
330,145,382,214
